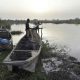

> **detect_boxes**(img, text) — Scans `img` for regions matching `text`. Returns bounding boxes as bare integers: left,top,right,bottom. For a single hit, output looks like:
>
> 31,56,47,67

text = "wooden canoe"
3,29,42,72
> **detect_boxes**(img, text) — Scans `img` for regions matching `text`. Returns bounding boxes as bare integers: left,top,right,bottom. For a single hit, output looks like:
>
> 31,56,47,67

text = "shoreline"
0,41,80,80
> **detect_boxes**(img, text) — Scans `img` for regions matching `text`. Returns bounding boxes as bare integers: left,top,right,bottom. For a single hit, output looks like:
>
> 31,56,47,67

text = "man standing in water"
25,18,30,37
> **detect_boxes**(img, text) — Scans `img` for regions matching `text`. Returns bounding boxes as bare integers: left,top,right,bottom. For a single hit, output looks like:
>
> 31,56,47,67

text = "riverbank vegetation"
0,19,11,30
0,41,80,80
41,41,80,80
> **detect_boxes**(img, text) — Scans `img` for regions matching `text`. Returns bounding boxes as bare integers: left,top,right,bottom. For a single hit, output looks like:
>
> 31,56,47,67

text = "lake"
11,24,80,61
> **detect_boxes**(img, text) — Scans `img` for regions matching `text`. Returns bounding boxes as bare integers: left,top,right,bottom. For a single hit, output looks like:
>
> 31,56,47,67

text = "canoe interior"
10,51,32,61
10,34,40,61
15,36,40,50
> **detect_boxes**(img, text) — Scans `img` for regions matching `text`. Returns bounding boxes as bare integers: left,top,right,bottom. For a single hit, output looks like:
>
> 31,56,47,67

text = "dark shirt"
26,22,29,30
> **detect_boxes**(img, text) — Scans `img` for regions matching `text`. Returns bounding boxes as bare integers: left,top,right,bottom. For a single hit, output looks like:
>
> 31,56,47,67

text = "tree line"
0,18,80,26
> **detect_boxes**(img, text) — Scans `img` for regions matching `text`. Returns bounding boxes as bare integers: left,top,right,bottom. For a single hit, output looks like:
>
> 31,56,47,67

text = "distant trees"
40,18,80,24
0,18,80,26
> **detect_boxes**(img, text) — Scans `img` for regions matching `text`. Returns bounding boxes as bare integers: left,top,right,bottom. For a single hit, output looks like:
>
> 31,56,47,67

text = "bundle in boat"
10,51,32,61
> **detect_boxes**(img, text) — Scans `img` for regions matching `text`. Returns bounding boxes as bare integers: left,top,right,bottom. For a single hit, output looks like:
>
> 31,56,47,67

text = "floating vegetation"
11,31,23,35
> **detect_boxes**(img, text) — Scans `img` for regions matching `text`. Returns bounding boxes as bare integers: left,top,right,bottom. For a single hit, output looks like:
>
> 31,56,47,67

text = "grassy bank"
0,41,80,80
0,50,11,62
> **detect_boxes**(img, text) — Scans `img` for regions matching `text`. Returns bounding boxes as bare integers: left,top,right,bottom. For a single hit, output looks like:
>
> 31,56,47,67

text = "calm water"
11,24,80,61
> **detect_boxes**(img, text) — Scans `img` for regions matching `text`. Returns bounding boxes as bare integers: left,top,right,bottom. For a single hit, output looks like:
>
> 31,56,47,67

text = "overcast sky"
0,0,80,20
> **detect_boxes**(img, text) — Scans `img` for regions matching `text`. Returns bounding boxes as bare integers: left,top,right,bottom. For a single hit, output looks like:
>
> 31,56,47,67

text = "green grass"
0,50,11,62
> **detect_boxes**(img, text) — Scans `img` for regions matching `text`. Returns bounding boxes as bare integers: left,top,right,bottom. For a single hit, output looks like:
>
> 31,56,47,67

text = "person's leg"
26,30,29,37
29,29,33,41
27,30,29,37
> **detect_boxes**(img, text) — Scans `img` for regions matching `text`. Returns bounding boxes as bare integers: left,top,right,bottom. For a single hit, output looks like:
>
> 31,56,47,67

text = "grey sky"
0,0,80,19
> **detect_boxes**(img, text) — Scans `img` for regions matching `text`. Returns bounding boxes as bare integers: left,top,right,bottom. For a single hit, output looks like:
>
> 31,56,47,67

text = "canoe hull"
6,46,41,72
